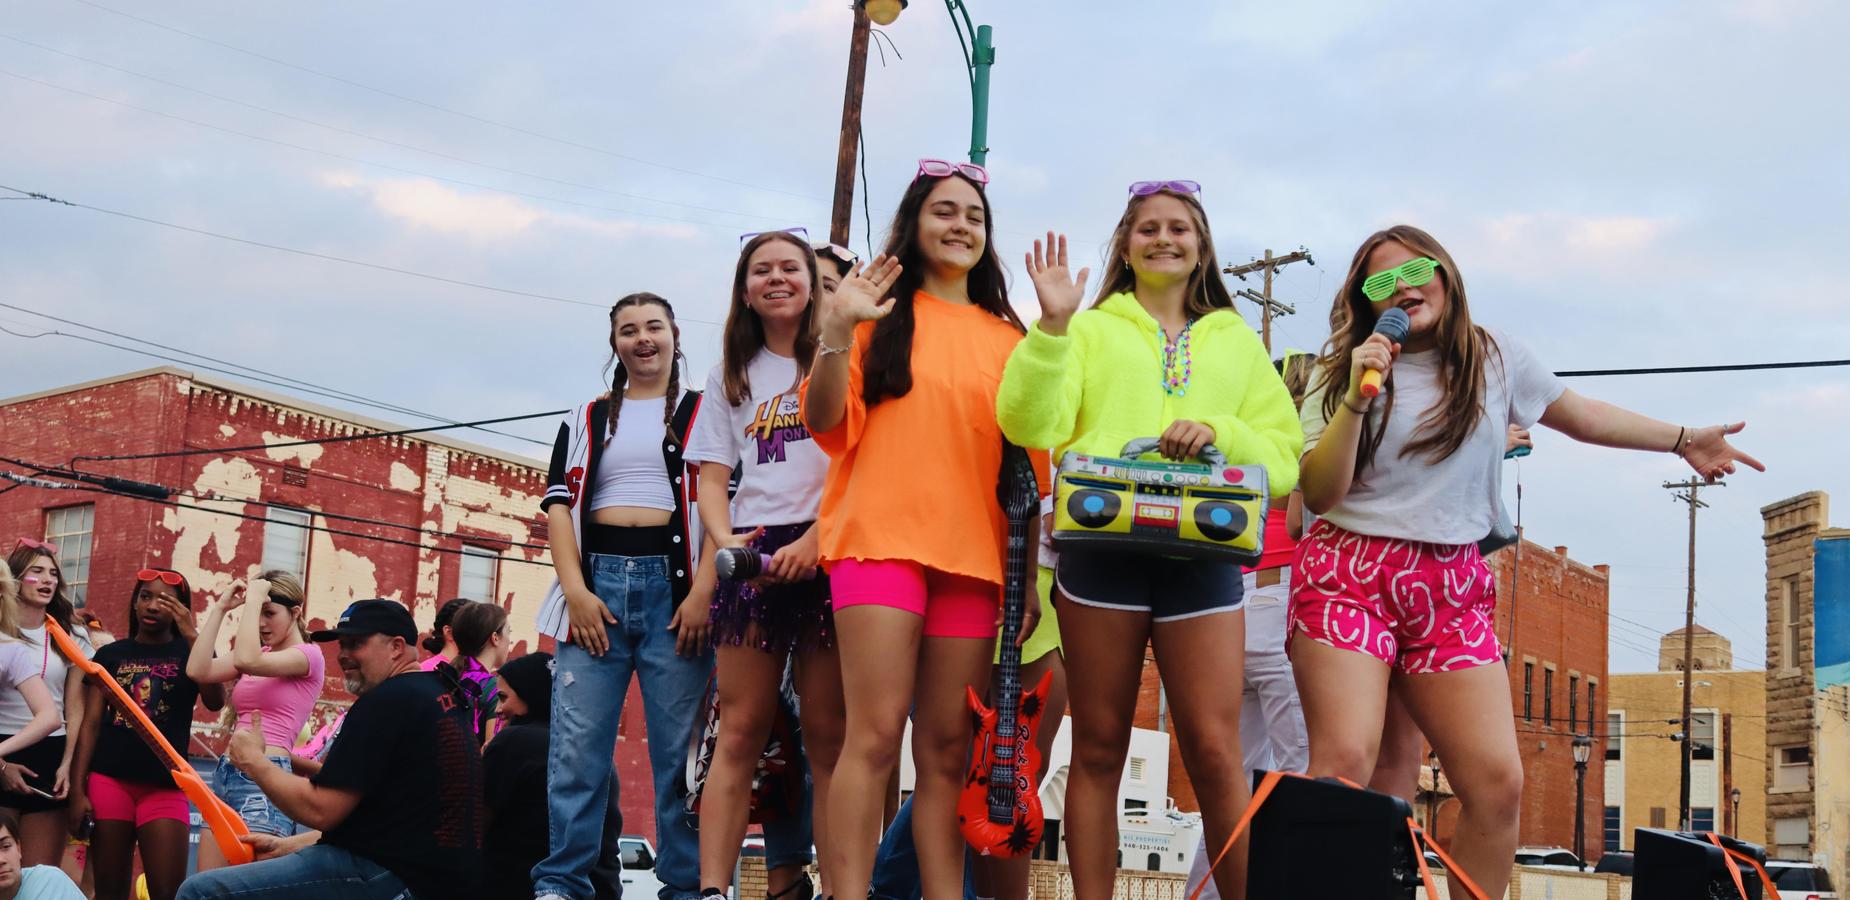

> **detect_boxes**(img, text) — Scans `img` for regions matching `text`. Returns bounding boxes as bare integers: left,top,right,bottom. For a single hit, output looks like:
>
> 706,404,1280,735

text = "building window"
1783,576,1802,672
1146,853,1162,872
1569,674,1580,732
1690,712,1716,761
1776,745,1811,790
1603,806,1623,851
1523,662,1534,720
1692,807,1715,832
261,507,311,581
1606,712,1622,760
1588,679,1598,733
1774,816,1809,861
42,504,95,606
458,547,499,602
1543,667,1555,727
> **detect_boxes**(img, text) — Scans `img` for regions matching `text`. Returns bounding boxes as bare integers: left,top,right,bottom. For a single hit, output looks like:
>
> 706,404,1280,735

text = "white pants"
1186,578,1307,900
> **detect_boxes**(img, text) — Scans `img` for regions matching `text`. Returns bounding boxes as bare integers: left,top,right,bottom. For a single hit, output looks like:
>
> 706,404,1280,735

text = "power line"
0,303,554,446
63,0,827,205
67,409,564,466
1558,359,1850,377
0,184,714,323
0,47,797,229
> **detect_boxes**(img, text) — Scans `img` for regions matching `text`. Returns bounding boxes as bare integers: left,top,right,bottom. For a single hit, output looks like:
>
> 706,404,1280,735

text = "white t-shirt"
1301,328,1564,546
685,352,827,528
590,397,675,513
0,624,93,736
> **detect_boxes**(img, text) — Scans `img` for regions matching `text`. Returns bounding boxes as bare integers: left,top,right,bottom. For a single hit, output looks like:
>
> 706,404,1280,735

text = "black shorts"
0,734,68,813
1055,549,1244,622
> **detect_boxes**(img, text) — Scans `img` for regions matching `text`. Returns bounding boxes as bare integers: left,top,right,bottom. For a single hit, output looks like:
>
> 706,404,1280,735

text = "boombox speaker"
1633,828,1777,899
1052,439,1268,565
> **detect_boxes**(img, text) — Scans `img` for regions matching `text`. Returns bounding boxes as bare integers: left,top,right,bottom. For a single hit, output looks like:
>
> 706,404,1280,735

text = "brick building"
1134,537,1611,860
1760,491,1850,882
0,368,663,840
1605,628,1766,851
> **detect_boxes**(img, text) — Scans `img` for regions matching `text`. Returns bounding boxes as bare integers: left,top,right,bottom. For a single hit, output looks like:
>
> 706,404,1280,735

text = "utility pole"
1666,476,1723,830
1224,247,1313,353
829,4,873,246
1723,712,1735,835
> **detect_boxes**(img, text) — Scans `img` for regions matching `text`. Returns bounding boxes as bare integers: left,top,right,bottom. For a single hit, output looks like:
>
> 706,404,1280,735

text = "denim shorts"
213,754,301,837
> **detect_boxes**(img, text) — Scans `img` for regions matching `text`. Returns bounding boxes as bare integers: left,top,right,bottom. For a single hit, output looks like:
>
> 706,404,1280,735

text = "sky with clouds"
2,0,1845,673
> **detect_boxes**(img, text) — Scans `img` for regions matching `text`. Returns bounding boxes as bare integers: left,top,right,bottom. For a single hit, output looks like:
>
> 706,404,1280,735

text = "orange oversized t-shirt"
801,292,1042,586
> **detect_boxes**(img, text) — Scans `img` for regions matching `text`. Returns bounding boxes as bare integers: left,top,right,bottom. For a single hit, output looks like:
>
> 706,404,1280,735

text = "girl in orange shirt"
802,159,1032,900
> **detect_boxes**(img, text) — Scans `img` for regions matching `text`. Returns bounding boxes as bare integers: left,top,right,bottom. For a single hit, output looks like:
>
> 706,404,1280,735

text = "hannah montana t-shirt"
687,351,827,528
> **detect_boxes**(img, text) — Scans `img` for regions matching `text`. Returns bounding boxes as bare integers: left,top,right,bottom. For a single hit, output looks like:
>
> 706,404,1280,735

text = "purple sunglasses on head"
916,158,989,185
1129,180,1201,196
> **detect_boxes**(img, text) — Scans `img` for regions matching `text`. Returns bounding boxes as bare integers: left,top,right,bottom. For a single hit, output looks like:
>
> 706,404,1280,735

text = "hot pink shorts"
87,771,189,826
829,558,999,639
1288,520,1502,674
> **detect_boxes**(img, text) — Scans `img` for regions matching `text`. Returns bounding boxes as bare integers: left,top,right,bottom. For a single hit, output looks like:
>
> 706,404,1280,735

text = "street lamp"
864,0,906,25
1731,787,1743,836
1572,733,1593,869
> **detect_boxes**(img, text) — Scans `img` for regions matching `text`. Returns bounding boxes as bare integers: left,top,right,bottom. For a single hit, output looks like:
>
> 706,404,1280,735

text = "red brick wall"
0,371,662,841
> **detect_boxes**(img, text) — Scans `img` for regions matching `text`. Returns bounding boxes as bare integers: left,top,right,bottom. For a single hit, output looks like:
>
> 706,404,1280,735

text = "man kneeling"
179,599,483,900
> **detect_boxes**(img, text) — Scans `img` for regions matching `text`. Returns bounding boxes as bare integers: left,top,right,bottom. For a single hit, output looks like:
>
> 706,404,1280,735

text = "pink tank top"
231,644,327,747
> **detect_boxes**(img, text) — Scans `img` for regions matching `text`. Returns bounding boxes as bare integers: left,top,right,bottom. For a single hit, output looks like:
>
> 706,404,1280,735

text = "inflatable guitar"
959,442,1052,857
47,621,255,865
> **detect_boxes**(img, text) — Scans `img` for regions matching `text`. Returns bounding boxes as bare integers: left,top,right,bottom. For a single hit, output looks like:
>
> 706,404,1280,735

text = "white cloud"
1466,212,1676,277
320,173,699,243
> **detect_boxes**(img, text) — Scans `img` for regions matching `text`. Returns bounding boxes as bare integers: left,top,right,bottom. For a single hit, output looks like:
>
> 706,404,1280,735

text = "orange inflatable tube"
48,621,255,866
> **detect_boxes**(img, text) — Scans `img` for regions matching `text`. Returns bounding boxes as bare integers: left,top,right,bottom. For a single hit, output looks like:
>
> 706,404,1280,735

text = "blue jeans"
176,844,410,900
214,755,300,837
533,553,713,900
870,796,977,900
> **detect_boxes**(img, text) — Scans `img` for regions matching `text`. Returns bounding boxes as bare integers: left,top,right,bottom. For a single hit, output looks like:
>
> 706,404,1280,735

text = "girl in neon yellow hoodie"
994,184,1299,900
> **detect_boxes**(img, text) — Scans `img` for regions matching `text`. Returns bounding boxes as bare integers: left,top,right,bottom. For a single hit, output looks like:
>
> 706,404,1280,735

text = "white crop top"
590,397,676,512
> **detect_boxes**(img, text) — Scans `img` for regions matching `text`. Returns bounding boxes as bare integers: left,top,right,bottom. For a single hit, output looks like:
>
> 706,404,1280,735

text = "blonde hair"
259,570,311,643
1090,188,1235,318
0,566,20,641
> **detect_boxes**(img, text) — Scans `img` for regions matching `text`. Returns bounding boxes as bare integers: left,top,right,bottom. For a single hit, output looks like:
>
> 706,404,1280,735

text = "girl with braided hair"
532,292,717,900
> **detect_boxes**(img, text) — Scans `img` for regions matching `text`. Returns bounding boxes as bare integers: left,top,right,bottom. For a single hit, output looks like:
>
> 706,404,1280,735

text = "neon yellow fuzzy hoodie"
996,292,1301,493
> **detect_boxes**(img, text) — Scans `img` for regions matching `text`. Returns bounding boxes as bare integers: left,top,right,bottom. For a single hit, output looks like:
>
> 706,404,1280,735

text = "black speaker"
1633,828,1767,899
1192,499,1248,542
1064,489,1121,528
1244,773,1422,900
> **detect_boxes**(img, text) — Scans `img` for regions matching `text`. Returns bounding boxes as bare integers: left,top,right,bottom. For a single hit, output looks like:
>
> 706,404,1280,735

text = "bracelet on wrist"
1342,395,1370,416
817,336,854,358
1672,426,1687,454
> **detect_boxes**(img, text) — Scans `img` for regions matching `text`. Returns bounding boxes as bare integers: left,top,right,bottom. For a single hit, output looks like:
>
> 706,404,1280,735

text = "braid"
607,362,628,438
663,350,683,427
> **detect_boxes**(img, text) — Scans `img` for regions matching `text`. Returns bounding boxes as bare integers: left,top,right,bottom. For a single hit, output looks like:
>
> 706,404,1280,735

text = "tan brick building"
1760,491,1850,883
1605,628,1765,851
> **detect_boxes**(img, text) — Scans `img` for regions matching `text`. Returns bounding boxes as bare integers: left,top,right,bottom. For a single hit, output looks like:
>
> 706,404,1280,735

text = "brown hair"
1311,224,1498,476
1274,351,1316,410
448,601,509,665
1090,188,1235,318
722,232,820,406
603,292,684,438
861,173,1022,406
258,569,311,642
5,546,75,636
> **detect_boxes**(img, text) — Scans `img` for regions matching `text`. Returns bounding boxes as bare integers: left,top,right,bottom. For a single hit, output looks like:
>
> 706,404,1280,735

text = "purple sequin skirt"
710,522,833,654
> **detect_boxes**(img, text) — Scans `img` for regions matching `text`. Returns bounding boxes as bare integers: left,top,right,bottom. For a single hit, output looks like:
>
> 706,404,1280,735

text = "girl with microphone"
1293,224,1762,899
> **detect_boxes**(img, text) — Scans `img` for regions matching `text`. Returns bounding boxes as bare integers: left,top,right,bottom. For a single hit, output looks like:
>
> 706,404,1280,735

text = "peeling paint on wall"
159,457,262,596
305,521,388,622
389,461,421,492
262,432,325,468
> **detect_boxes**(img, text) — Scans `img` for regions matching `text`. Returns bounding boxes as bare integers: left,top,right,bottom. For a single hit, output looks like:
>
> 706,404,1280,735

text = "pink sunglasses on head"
14,537,58,555
916,158,989,185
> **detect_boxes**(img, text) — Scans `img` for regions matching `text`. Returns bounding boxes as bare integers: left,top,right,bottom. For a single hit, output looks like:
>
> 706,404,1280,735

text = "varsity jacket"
536,392,704,642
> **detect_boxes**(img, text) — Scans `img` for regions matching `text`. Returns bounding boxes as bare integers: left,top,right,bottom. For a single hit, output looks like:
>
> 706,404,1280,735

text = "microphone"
714,548,770,581
1358,307,1411,399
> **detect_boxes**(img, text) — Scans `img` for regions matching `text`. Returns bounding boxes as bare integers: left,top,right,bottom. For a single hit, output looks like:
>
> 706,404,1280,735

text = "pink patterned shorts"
1288,519,1502,674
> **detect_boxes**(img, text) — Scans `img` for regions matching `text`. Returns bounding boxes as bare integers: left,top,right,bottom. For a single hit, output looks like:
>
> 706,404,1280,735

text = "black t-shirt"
89,636,201,785
313,669,482,899
482,717,549,900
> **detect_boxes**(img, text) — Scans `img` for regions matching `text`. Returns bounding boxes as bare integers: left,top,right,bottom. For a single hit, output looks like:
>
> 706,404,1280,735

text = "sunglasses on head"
738,226,809,248
136,569,184,586
915,158,989,185
1129,180,1201,197
14,537,57,555
814,242,858,266
1361,257,1442,303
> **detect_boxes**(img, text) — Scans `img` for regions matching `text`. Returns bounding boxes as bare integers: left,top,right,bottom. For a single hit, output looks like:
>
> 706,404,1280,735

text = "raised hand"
1025,232,1089,336
1679,421,1766,481
821,254,902,335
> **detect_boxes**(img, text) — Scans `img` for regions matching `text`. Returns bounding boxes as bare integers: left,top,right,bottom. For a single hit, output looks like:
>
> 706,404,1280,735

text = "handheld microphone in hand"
1358,307,1411,399
714,547,772,581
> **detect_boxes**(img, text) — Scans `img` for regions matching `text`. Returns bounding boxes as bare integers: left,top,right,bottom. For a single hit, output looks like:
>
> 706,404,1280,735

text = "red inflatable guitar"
959,443,1052,857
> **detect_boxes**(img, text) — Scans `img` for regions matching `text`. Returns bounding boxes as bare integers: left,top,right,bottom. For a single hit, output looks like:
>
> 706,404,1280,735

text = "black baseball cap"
309,599,419,644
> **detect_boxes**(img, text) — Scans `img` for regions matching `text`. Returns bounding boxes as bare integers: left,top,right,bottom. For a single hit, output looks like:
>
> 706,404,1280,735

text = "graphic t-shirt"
314,670,483,899
687,352,827,528
89,636,201,785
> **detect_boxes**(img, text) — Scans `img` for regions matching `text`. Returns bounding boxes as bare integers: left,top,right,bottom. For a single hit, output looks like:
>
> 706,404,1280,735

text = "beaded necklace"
1160,319,1194,396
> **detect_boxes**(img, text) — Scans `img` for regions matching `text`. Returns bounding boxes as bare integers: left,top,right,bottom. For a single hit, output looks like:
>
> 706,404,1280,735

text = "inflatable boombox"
1052,438,1268,565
